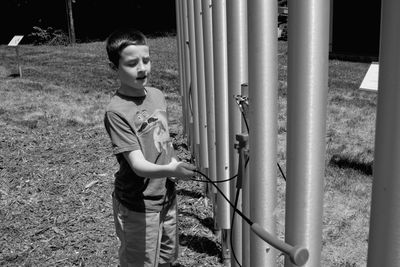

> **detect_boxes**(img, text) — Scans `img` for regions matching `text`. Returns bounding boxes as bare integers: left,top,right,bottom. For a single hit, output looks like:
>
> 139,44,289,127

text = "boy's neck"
117,85,147,97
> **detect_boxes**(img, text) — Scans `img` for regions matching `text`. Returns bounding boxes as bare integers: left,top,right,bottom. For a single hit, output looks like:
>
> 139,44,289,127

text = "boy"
104,28,196,267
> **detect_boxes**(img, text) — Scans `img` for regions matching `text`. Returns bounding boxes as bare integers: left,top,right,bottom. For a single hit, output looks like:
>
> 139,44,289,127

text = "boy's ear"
109,62,118,71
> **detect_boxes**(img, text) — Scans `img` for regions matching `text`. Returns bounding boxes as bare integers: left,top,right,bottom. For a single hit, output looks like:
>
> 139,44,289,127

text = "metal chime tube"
227,0,248,266
194,0,209,173
285,0,330,266
212,1,231,264
201,0,217,190
175,0,186,136
187,0,200,164
248,0,278,265
181,0,192,143
367,0,400,265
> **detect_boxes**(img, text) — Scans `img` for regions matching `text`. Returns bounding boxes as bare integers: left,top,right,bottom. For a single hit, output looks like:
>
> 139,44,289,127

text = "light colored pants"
113,196,178,267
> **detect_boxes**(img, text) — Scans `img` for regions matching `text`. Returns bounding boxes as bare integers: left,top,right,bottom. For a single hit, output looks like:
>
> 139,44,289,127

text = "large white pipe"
175,0,182,95
175,0,186,136
367,0,400,266
285,0,330,266
201,0,217,188
227,0,248,266
194,0,209,171
187,0,200,164
181,0,192,142
212,0,231,230
248,0,278,265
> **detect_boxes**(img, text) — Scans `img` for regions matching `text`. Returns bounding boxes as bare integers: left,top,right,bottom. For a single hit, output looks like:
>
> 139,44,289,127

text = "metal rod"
285,0,330,266
240,84,250,267
194,0,209,171
227,0,247,265
367,0,400,265
187,0,200,165
182,0,192,144
175,0,185,135
175,0,183,97
248,0,278,265
201,0,217,192
212,0,231,230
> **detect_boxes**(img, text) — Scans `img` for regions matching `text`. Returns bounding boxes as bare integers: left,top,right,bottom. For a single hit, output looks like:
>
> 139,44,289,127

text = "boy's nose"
137,62,145,71
137,61,148,72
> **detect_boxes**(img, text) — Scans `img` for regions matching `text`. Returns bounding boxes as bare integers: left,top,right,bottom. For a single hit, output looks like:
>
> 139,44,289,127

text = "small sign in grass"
359,62,379,92
7,35,24,77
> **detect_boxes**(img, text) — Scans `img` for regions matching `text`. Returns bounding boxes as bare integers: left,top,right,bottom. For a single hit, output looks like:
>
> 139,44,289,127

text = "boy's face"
117,45,151,90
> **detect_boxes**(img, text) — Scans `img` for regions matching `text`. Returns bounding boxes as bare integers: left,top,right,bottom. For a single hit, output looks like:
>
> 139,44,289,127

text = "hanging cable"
194,169,252,225
191,174,237,184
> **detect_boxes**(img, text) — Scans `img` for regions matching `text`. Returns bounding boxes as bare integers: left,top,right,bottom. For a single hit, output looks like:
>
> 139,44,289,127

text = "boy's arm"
123,150,196,180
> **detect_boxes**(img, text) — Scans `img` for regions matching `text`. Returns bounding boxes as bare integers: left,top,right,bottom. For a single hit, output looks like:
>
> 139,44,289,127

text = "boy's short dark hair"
106,28,148,68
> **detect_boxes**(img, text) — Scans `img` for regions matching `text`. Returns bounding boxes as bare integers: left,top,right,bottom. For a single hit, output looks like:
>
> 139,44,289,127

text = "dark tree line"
0,0,177,44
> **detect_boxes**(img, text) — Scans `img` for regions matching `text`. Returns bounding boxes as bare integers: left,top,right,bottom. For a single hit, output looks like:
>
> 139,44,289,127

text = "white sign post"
8,35,24,77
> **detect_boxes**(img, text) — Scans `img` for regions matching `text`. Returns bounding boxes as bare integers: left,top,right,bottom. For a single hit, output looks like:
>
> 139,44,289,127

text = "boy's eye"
127,60,138,67
143,57,150,64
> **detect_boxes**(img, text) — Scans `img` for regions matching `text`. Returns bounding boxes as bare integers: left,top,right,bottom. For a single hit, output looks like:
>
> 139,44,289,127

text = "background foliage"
0,0,178,45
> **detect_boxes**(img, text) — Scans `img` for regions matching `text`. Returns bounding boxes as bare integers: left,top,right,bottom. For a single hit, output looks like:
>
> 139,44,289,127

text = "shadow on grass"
329,154,373,175
177,188,204,199
179,211,215,232
7,73,20,78
179,233,221,257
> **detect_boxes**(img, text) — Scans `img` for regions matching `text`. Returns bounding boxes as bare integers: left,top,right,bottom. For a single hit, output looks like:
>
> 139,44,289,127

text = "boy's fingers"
181,162,196,170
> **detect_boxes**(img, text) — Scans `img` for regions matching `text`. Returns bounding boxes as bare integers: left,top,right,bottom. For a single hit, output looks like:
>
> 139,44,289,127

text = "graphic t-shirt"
104,87,175,212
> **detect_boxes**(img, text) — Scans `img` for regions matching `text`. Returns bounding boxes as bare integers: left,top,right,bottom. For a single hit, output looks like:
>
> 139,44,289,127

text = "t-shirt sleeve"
104,111,141,155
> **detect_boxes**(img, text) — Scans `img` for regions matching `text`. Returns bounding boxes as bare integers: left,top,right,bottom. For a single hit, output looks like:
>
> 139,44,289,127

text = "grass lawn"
0,37,375,266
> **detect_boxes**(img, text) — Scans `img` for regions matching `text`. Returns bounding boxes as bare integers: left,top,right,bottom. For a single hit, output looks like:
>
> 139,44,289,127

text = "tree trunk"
65,0,76,44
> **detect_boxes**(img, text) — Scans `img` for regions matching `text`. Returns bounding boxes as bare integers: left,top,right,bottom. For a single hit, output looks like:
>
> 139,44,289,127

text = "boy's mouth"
137,76,147,81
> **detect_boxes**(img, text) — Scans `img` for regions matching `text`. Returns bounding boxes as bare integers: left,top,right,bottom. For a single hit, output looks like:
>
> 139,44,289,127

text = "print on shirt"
133,109,173,155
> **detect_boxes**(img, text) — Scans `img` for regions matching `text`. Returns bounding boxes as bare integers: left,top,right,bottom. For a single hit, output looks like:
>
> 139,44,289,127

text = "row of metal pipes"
174,0,400,266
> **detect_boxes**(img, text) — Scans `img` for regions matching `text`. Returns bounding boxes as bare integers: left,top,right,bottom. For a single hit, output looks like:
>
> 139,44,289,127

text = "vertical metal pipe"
212,0,231,230
248,0,278,265
367,0,400,266
175,0,185,134
182,0,192,142
227,0,248,266
285,0,330,266
175,0,183,96
329,0,334,53
187,0,200,164
241,84,250,267
194,0,209,171
202,0,217,187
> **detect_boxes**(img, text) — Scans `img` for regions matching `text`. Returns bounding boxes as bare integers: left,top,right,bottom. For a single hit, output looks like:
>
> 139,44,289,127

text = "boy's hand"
169,161,196,180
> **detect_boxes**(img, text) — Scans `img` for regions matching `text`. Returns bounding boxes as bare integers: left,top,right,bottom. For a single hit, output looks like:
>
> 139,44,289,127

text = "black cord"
277,161,286,181
191,174,238,184
188,82,194,117
193,169,253,226
240,108,250,133
194,169,247,267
